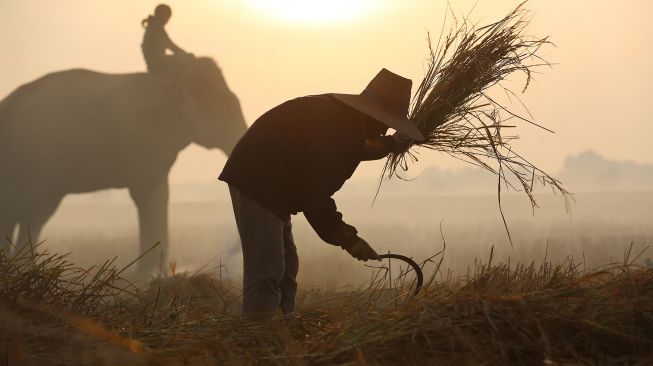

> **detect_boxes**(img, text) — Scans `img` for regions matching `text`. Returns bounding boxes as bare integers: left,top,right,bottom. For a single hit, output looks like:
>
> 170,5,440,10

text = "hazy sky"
1,0,652,184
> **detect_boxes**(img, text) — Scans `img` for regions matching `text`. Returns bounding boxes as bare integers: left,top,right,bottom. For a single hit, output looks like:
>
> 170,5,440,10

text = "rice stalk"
381,2,572,239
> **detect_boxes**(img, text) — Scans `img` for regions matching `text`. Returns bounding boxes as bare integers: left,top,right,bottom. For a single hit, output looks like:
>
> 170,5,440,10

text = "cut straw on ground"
2,241,652,365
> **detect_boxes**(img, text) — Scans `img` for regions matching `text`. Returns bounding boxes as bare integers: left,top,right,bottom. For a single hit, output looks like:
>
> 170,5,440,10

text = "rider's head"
142,4,172,28
153,4,172,24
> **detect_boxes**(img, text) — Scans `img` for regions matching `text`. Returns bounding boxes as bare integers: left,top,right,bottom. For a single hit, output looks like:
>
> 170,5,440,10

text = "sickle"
378,253,424,297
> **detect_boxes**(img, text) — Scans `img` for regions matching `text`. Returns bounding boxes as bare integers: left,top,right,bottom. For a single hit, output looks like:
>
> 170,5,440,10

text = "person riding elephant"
141,4,190,75
0,57,247,274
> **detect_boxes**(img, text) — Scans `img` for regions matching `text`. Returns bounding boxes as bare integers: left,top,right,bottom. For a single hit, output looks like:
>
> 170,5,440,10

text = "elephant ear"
170,57,247,151
176,81,204,138
174,59,212,140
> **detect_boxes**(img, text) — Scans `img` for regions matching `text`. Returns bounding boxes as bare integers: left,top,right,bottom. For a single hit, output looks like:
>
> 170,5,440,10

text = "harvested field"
2,242,652,365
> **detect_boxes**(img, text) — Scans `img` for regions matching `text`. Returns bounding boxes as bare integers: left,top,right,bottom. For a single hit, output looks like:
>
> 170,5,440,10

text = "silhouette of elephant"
0,57,247,274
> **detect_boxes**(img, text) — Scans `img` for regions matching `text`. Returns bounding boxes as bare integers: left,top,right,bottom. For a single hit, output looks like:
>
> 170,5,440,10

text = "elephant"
0,56,247,274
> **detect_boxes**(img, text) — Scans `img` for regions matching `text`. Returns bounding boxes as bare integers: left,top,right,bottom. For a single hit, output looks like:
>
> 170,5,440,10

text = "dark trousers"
228,185,298,320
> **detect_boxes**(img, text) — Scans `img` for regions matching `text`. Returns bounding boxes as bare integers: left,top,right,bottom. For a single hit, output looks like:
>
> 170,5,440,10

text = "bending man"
219,69,424,320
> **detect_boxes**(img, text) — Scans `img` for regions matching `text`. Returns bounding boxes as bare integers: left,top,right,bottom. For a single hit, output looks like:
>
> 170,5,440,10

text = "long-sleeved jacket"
141,19,185,73
219,94,398,248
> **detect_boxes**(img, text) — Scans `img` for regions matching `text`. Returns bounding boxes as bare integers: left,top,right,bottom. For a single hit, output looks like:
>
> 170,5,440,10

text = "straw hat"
332,68,424,142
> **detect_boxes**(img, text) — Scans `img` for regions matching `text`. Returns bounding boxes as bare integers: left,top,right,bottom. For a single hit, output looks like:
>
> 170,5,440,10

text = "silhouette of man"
141,4,188,74
219,69,424,320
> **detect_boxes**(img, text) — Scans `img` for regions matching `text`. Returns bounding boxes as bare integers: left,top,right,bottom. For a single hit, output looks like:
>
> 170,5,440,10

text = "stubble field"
2,189,652,365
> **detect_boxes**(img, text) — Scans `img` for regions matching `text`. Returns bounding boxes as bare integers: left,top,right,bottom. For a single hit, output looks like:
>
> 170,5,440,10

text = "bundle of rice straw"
382,2,571,238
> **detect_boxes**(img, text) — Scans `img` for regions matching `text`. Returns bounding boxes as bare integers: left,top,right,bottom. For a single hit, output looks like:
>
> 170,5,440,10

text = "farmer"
141,4,189,74
219,69,425,320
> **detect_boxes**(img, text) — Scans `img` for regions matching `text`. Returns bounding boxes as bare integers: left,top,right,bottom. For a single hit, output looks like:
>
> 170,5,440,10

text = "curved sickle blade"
378,253,424,297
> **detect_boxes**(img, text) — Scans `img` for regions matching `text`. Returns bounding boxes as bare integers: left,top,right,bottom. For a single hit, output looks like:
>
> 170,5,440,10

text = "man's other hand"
344,238,381,261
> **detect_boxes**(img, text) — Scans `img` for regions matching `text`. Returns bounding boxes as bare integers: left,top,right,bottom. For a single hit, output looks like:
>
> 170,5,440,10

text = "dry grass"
2,241,652,365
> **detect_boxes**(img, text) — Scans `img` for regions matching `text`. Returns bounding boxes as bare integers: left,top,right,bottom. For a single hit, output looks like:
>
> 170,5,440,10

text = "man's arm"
360,134,412,161
168,41,186,55
303,196,380,261
163,29,186,54
303,196,358,247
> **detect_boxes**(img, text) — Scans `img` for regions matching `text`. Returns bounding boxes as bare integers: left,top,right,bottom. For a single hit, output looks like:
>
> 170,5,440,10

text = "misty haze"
38,149,653,287
2,1,652,364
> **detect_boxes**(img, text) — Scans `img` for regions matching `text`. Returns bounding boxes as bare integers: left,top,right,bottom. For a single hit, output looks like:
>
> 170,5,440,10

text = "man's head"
332,69,424,142
154,4,172,24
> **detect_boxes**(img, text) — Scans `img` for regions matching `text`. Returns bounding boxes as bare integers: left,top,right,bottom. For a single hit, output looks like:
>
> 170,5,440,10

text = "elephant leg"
129,177,169,275
15,194,63,256
0,208,18,254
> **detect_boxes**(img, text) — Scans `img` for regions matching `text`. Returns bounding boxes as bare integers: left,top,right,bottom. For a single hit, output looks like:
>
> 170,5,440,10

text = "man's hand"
391,132,413,151
344,237,381,262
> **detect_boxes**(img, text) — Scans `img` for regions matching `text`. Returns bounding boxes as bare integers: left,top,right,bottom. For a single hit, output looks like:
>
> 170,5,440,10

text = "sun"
248,0,378,25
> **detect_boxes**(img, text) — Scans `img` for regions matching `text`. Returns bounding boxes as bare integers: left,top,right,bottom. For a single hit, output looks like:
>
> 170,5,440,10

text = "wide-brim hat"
332,68,424,142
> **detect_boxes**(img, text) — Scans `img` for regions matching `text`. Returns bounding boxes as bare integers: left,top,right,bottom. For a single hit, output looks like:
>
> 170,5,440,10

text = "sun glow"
248,0,378,25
